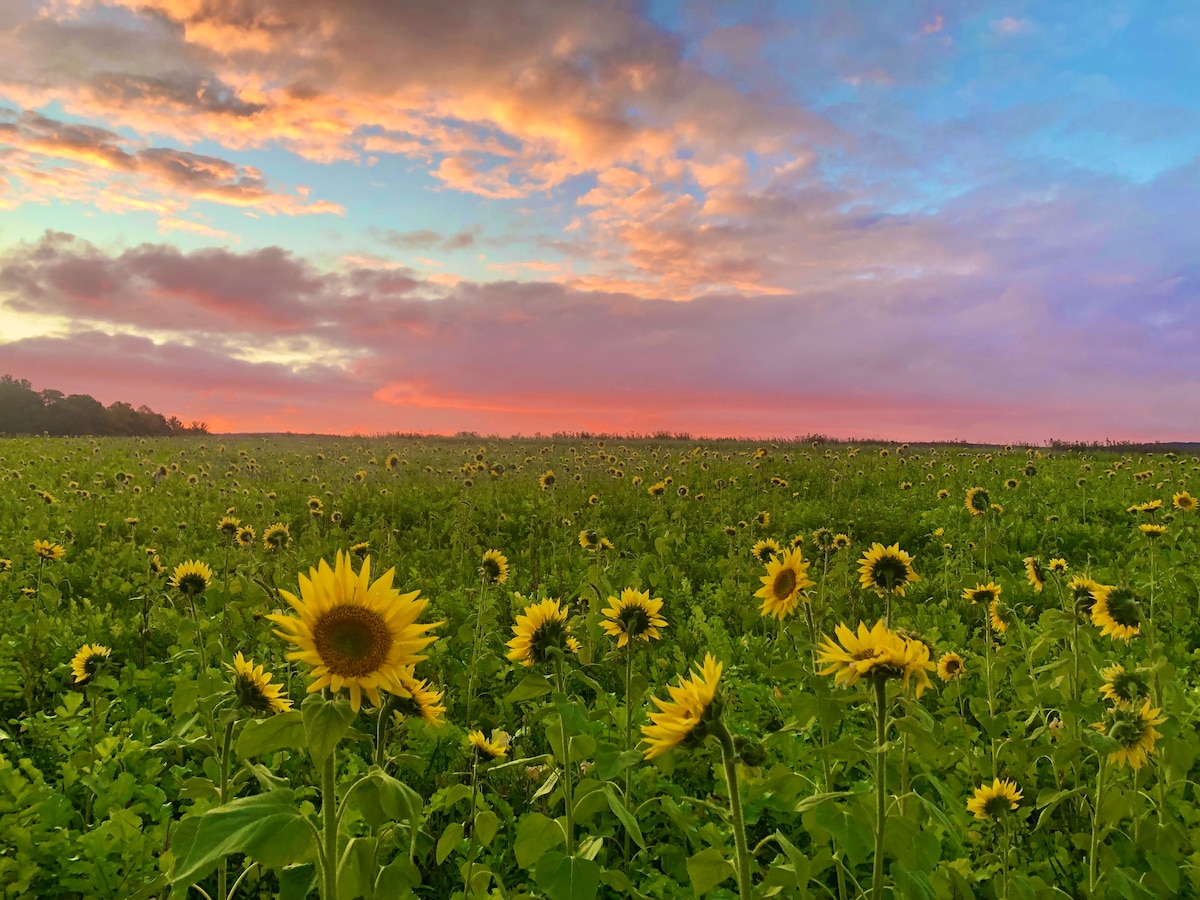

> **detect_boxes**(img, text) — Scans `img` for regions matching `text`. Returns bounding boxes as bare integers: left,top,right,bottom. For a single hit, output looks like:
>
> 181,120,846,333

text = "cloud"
380,226,482,252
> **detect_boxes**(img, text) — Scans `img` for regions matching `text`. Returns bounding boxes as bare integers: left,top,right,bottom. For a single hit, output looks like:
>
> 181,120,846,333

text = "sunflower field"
1,435,1198,899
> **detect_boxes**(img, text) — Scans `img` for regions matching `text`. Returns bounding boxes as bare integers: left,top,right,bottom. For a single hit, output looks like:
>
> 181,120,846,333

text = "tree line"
0,375,208,436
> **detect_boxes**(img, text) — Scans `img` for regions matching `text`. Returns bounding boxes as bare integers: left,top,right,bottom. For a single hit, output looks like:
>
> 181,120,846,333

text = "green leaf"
353,769,424,830
437,822,464,865
534,851,601,900
593,743,642,781
303,694,356,766
506,674,552,703
475,809,500,847
237,711,305,758
170,790,315,885
602,784,645,849
515,812,566,868
337,836,378,900
278,864,317,900
686,847,735,896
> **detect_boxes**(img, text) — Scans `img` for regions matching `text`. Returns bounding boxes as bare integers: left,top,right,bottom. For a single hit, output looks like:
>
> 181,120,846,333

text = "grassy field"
1,435,1197,899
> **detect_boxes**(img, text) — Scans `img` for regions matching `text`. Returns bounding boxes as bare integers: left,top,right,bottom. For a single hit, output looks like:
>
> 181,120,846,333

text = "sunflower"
1173,491,1197,512
1091,585,1141,641
937,652,966,681
751,538,782,564
1023,557,1045,593
789,534,805,550
70,643,111,684
1095,700,1166,770
468,729,509,760
1067,575,1103,616
641,654,724,759
816,620,933,697
170,559,213,595
966,779,1023,820
392,668,446,726
648,481,667,498
965,487,991,516
988,598,1015,634
601,588,667,647
229,652,292,715
857,543,920,596
480,549,509,585
831,533,852,551
1138,523,1167,539
307,496,324,515
812,528,834,551
1004,478,1019,490
385,454,401,471
539,470,556,491
217,516,241,538
755,511,770,528
506,599,572,667
33,539,65,561
262,523,291,552
962,582,1001,605
579,529,601,551
349,541,371,558
937,488,950,499
1099,664,1149,704
755,548,815,621
236,525,257,548
268,551,441,712
1048,558,1068,574
0,558,11,572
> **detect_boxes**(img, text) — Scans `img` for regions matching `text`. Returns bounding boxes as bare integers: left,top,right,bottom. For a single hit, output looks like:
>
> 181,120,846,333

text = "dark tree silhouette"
0,374,207,436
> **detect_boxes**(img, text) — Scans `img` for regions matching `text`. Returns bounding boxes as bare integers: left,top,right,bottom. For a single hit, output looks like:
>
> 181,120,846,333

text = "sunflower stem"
464,754,481,898
217,716,237,900
321,746,339,900
555,659,574,856
714,721,751,900
623,642,635,861
465,574,489,726
374,694,394,770
1088,755,1108,896
871,676,889,900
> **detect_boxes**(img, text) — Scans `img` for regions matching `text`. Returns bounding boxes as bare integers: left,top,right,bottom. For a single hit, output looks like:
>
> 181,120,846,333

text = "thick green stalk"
555,660,574,856
714,721,751,900
871,676,889,900
1088,756,1108,895
464,756,481,897
217,716,237,900
374,695,394,770
623,643,635,860
465,575,489,725
322,747,339,900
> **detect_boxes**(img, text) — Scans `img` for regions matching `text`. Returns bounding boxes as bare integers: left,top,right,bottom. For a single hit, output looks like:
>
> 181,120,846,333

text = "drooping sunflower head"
506,599,572,667
1173,491,1197,512
70,643,111,684
1067,575,1103,616
170,559,213,596
236,525,256,548
965,487,991,516
0,558,10,572
1138,523,1167,540
937,652,966,682
858,543,920,597
217,515,241,538
966,778,1023,820
641,654,724,759
937,488,951,500
262,523,291,551
755,511,770,528
811,528,834,551
755,547,815,621
229,652,293,715
1099,664,1149,704
1096,700,1166,770
308,496,324,514
385,453,401,471
349,541,371,559
468,729,510,760
1047,558,1068,575
962,582,1001,606
391,668,446,726
1023,557,1045,592
268,551,441,712
1091,585,1141,641
788,533,805,550
578,529,601,551
751,538,782,564
601,588,667,647
480,549,509,585
34,539,66,562
988,598,1015,634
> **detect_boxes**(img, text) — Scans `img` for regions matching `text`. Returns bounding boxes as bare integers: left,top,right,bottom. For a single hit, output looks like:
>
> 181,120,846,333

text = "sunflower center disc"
773,568,797,600
619,606,651,636
315,605,391,677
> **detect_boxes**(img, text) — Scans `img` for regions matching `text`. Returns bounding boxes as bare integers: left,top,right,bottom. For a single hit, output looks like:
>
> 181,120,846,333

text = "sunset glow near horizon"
0,1,1197,442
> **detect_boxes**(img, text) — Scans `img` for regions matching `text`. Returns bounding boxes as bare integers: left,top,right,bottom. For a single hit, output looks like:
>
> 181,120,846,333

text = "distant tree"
0,374,193,436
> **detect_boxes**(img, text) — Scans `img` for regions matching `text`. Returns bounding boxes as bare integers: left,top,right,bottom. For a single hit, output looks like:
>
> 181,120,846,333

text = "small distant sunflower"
831,533,852,551
579,529,601,551
1023,557,1045,593
507,599,572,667
989,598,1015,634
1172,491,1196,512
789,534,805,550
539,470,556,490
170,559,213,595
937,652,966,681
966,779,1023,820
1067,575,1103,616
601,588,667,647
0,558,10,572
755,511,770,528
236,525,256,548
1138,523,1167,540
349,541,371,558
268,551,441,712
125,516,139,527
965,487,991,516
480,550,509,585
937,488,951,499
648,481,667,498
1048,558,1068,574
641,654,724,759
755,548,815,621
1004,478,1019,490
34,539,65,562
1099,664,1149,704
858,543,920,596
1091,585,1141,641
811,528,834,551
1095,700,1165,770
468,729,509,760
217,516,241,538
229,652,292,715
962,582,1001,606
751,538,782,564
307,497,324,515
262,523,291,552
392,668,446,726
70,643,111,684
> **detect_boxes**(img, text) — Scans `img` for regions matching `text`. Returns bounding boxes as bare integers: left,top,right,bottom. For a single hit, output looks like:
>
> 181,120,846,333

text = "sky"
0,0,1197,442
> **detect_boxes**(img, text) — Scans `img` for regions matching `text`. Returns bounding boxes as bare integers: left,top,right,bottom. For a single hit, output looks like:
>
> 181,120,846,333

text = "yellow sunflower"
1023,557,1045,592
601,588,667,647
268,551,441,712
831,533,852,551
1091,585,1141,641
480,549,509,585
1098,664,1149,704
988,598,1015,634
262,523,291,552
33,539,66,562
579,529,601,551
962,582,1001,605
236,525,256,548
857,543,920,596
641,654,723,759
170,559,213,595
1138,523,1167,539
1067,575,1103,616
392,668,446,726
70,643,111,684
468,729,509,760
965,487,990,516
648,481,667,498
966,778,1023,820
751,538,782,564
1048,558,1068,574
217,516,241,538
506,599,572,667
1172,491,1196,512
937,652,966,682
229,652,293,715
816,620,933,697
754,547,815,621
539,470,556,491
1095,700,1166,770
811,528,834,551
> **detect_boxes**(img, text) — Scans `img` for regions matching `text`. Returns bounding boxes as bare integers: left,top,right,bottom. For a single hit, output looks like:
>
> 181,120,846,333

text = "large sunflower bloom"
1172,491,1196,512
1090,585,1141,641
70,643,111,684
858,543,920,596
229,652,293,715
816,620,933,697
268,551,441,712
755,547,815,621
966,779,1023,820
1095,700,1166,770
641,654,723,759
601,588,667,647
506,599,572,666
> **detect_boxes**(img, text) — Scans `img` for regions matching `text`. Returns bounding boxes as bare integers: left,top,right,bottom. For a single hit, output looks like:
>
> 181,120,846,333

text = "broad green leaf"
686,847,735,896
506,674,552,703
437,822,464,864
337,836,377,900
475,809,500,847
534,851,601,900
515,812,566,868
602,784,645,849
237,711,305,758
303,694,356,766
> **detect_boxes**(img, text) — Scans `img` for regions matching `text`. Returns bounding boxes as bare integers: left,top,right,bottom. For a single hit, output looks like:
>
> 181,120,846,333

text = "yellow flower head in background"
1023,557,1045,592
170,559,213,595
70,643,111,684
965,487,990,516
1099,664,1149,705
755,547,815,621
481,549,509,585
1091,585,1141,641
34,539,66,562
1095,700,1166,770
816,620,933,697
507,599,572,667
601,588,667,647
641,654,724,759
858,543,919,596
751,538,782,564
937,652,966,682
229,652,292,715
966,779,1023,820
392,668,446,726
468,729,509,760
